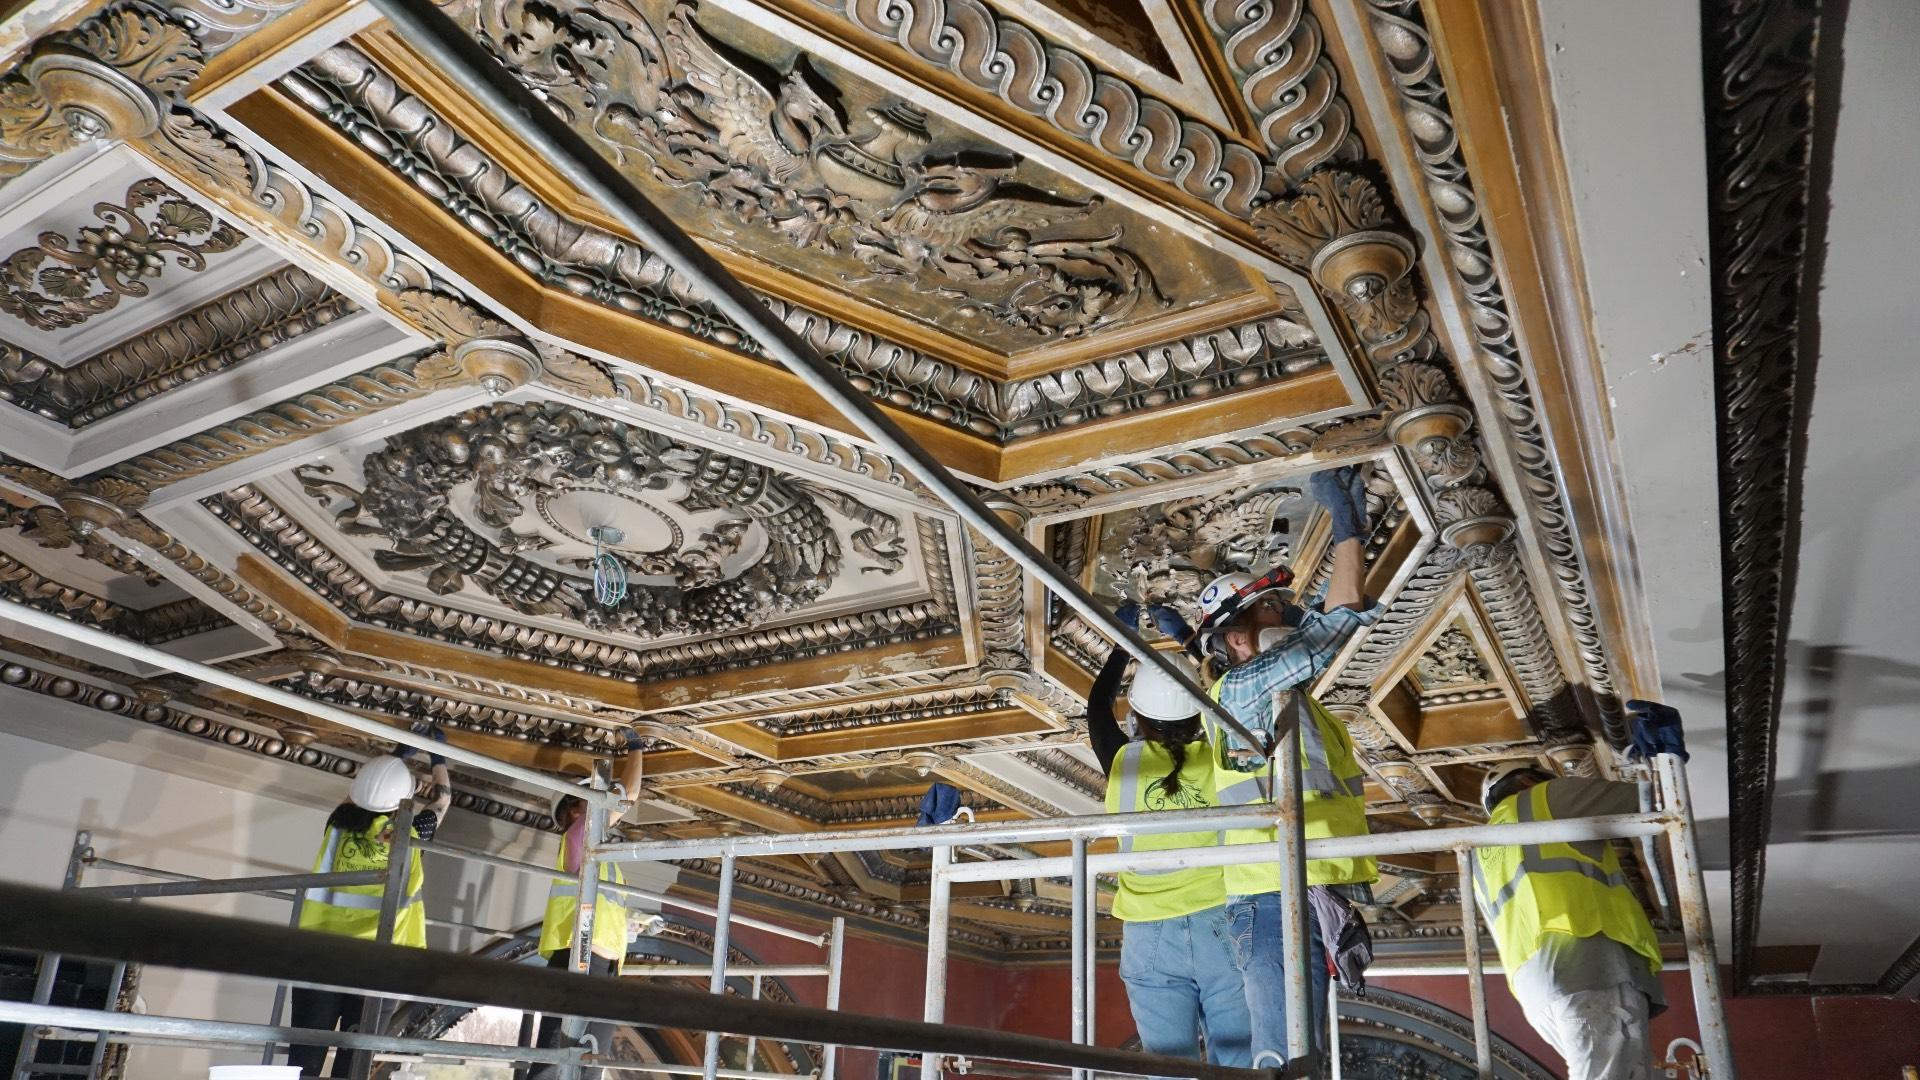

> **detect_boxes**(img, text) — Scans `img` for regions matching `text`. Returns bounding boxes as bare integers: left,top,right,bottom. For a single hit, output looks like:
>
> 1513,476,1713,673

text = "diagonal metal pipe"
362,0,1270,757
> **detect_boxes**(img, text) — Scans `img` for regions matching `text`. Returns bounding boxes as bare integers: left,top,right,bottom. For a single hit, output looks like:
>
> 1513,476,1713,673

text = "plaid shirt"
1212,602,1383,735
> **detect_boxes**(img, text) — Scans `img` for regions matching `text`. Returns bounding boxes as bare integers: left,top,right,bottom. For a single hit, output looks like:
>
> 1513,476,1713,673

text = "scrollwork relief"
0,177,242,330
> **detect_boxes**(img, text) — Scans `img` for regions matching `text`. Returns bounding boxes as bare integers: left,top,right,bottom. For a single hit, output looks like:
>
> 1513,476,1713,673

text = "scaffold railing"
2,747,1732,1080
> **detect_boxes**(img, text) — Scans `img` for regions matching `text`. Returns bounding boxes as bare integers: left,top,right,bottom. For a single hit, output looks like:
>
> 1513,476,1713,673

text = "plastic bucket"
208,1068,301,1079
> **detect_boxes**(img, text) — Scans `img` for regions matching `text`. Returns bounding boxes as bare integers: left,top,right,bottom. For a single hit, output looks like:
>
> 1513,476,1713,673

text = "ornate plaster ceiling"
0,0,1686,958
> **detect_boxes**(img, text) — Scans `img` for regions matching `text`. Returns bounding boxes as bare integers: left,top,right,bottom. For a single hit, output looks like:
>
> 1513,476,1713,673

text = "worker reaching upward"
1089,605,1252,1068
1190,465,1382,1074
288,724,453,1079
531,728,646,1078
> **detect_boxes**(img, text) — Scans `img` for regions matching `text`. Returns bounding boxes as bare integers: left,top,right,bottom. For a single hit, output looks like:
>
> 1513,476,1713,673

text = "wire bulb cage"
588,525,627,608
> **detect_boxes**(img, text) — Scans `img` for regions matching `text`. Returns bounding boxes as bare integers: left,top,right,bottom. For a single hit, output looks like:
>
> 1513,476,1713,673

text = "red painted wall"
699,913,1920,1079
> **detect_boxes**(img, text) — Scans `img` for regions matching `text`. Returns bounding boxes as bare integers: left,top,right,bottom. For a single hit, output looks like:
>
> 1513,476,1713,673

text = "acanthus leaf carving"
1254,170,1420,353
0,4,205,179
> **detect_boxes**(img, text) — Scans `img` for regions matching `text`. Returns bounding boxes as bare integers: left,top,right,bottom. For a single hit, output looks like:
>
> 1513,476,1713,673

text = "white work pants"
1519,982,1652,1080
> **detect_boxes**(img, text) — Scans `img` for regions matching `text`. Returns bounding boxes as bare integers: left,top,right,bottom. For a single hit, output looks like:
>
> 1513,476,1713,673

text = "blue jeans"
1226,892,1328,1069
1118,907,1253,1068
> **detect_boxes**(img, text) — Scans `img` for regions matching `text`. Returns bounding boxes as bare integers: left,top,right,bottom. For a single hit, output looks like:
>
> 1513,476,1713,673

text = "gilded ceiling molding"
1249,172,1603,748
279,47,1330,441
0,462,293,633
0,646,554,830
287,670,652,756
1022,748,1103,799
1353,0,1627,747
805,0,1270,217
1468,543,1591,776
1197,0,1363,181
746,685,1013,737
0,649,356,773
938,757,1070,819
1700,0,1820,989
1006,414,1386,514
103,352,444,491
1325,547,1455,688
208,486,961,684
0,5,203,183
0,265,351,426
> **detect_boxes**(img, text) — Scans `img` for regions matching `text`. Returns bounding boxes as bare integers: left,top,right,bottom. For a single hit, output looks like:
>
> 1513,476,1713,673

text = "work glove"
1113,601,1143,632
1147,604,1193,642
410,722,448,768
619,726,644,752
1625,699,1688,761
1310,466,1369,544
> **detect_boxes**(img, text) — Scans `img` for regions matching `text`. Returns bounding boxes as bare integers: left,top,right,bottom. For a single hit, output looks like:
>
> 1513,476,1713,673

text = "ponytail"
1157,737,1188,800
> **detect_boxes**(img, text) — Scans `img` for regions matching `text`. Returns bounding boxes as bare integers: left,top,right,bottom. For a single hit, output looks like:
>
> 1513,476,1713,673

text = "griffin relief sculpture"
295,403,907,638
469,0,1166,338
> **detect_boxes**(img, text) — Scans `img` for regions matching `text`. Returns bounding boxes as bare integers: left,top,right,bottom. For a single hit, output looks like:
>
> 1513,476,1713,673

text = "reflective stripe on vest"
1112,744,1222,872
300,821,426,947
1471,782,1660,985
1471,792,1626,925
540,833,629,962
1103,740,1226,922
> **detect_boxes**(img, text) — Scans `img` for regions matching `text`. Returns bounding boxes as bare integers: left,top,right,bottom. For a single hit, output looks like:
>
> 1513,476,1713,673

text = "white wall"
0,694,674,1075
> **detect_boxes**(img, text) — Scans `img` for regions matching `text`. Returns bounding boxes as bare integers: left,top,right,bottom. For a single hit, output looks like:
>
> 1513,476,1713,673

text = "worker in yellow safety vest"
1090,604,1251,1067
1188,465,1381,1072
1474,763,1665,1080
531,728,646,1078
289,724,452,1078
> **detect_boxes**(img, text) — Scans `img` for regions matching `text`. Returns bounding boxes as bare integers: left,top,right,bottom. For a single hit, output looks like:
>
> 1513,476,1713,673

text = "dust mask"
1256,626,1294,652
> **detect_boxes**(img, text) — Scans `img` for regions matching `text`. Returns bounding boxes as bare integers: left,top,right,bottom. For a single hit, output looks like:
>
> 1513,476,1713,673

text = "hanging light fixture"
588,525,627,607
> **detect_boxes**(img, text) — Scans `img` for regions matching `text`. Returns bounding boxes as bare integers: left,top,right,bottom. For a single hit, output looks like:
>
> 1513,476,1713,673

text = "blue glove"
1625,699,1688,761
410,722,448,767
1310,467,1368,544
620,726,644,752
1114,602,1143,631
1148,604,1193,642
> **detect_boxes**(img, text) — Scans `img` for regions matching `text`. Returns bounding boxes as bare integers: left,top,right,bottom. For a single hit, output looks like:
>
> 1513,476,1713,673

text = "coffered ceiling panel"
0,0,1687,959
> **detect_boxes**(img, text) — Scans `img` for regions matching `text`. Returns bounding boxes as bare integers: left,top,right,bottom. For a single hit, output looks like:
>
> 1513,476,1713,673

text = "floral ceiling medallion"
295,402,912,639
0,178,243,331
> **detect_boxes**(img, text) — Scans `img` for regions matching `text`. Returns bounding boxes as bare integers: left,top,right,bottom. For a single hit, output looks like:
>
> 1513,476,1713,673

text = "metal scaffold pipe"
360,0,1268,759
0,882,1269,1080
0,599,618,808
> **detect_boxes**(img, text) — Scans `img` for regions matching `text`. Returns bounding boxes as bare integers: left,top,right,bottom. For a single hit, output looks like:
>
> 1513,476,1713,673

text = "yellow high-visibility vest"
1104,738,1226,922
539,832,629,964
298,819,427,948
1204,679,1376,892
1472,782,1662,991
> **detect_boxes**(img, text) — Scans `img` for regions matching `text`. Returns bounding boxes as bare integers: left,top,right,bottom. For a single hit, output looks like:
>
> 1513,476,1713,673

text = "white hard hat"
1197,572,1257,626
1480,761,1548,812
1128,657,1206,726
1195,568,1295,638
349,755,416,813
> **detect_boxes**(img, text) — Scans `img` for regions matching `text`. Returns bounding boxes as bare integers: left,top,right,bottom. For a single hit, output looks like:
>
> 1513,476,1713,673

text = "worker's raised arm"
1310,466,1371,612
412,723,454,819
609,728,645,830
